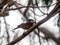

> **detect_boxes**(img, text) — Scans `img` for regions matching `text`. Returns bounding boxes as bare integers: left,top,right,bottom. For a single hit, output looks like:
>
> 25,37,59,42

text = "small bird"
13,19,35,30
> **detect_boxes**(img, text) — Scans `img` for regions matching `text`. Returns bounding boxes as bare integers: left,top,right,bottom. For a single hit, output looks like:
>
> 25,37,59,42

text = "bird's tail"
13,25,22,30
13,27,18,30
13,24,23,30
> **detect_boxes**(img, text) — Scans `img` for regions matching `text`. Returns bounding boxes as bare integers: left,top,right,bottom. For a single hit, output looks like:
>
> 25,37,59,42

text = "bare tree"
0,0,60,45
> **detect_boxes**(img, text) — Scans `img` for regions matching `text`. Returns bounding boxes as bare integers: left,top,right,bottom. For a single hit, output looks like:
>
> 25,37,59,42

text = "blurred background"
0,0,60,45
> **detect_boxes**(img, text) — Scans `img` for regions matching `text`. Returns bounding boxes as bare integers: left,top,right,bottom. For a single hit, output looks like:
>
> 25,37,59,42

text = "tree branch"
7,5,60,45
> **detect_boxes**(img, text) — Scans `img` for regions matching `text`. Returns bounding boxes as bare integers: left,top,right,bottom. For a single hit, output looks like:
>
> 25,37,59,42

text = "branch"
7,7,60,45
7,2,60,45
3,17,10,43
16,1,57,8
23,0,32,20
6,2,57,11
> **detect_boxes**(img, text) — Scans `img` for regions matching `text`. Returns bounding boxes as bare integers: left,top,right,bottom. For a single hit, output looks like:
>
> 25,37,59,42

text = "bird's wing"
13,22,33,30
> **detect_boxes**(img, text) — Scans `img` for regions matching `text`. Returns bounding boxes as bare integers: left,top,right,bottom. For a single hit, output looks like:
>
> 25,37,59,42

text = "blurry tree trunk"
3,17,10,43
57,11,60,37
0,17,1,32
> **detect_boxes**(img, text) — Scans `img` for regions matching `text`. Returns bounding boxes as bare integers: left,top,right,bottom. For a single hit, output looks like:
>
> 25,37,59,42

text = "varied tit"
13,19,35,30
